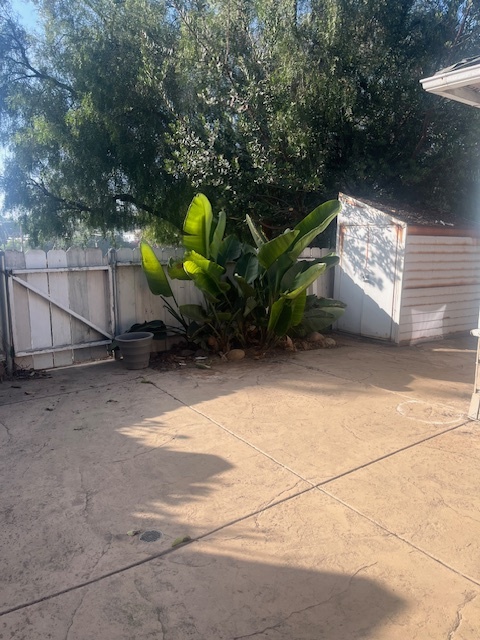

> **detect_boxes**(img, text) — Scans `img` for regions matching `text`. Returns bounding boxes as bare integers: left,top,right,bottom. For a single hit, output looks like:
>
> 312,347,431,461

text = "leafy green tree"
0,0,190,243
1,0,480,243
171,0,480,226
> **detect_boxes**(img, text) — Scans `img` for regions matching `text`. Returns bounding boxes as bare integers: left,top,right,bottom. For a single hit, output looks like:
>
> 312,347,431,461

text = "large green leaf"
281,258,338,293
183,193,213,258
306,296,347,311
283,262,327,299
244,296,258,318
140,241,173,298
257,229,299,269
280,261,309,292
310,253,340,269
167,257,191,281
290,290,307,327
210,210,226,260
179,304,211,323
267,289,309,336
183,250,230,303
217,234,242,267
304,306,345,322
241,242,257,256
233,275,256,298
267,297,290,336
300,309,341,333
289,200,341,262
214,311,233,322
266,253,293,298
246,214,268,248
184,250,225,279
235,252,259,284
295,296,347,334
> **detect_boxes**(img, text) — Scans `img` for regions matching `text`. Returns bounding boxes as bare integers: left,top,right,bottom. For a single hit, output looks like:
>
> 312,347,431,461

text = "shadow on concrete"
119,556,407,639
0,384,406,635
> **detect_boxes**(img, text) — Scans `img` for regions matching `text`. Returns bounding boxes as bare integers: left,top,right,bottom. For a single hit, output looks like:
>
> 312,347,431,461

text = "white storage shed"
334,193,480,345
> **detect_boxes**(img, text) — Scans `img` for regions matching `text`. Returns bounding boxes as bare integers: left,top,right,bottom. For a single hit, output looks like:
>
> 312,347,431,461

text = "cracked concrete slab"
2,491,480,639
151,355,468,485
0,365,310,611
1,334,479,638
325,422,480,584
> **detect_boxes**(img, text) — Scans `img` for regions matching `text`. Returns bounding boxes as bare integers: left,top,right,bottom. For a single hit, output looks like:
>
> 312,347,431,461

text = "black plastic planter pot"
115,332,154,369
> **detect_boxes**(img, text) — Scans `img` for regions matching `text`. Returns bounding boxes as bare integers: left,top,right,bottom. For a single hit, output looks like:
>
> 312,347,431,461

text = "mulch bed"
147,335,338,372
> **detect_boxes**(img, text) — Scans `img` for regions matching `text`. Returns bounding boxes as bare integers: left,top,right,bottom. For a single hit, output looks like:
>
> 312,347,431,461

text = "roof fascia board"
420,64,480,93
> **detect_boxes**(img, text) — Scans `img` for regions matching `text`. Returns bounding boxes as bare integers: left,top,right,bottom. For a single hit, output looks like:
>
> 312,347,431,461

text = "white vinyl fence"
0,246,333,371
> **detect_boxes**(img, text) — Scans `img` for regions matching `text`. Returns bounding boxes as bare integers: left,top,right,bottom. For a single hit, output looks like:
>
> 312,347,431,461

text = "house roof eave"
420,61,480,108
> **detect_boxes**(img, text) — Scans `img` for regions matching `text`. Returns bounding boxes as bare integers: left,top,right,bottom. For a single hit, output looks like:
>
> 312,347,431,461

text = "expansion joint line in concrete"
0,481,317,618
318,486,480,590
153,383,479,583
155,380,472,495
0,385,476,618
156,382,480,589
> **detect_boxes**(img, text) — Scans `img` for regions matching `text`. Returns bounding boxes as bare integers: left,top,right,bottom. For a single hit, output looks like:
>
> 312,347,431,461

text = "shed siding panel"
406,235,479,247
400,305,479,327
404,274,479,287
402,284,480,305
399,233,480,343
398,315,478,342
404,251,479,264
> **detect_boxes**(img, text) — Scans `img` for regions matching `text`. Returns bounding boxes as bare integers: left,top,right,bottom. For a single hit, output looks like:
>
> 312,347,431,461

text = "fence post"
0,252,13,376
107,248,118,338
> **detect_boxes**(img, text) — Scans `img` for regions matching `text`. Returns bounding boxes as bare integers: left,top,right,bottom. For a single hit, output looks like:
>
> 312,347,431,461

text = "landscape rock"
226,349,246,361
207,336,219,352
307,332,326,343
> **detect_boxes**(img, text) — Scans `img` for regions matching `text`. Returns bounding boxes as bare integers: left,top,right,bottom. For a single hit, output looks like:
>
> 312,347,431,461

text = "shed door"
335,224,399,340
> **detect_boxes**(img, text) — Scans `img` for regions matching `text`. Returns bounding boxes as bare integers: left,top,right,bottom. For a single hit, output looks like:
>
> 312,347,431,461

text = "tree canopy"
1,0,480,243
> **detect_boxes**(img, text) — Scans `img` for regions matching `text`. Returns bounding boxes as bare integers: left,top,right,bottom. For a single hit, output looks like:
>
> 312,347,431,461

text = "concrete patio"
0,334,479,639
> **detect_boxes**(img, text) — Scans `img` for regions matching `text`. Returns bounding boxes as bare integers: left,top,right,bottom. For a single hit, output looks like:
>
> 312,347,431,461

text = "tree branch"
4,18,77,97
411,107,434,159
113,193,157,216
32,180,96,213
31,180,160,218
448,0,473,61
